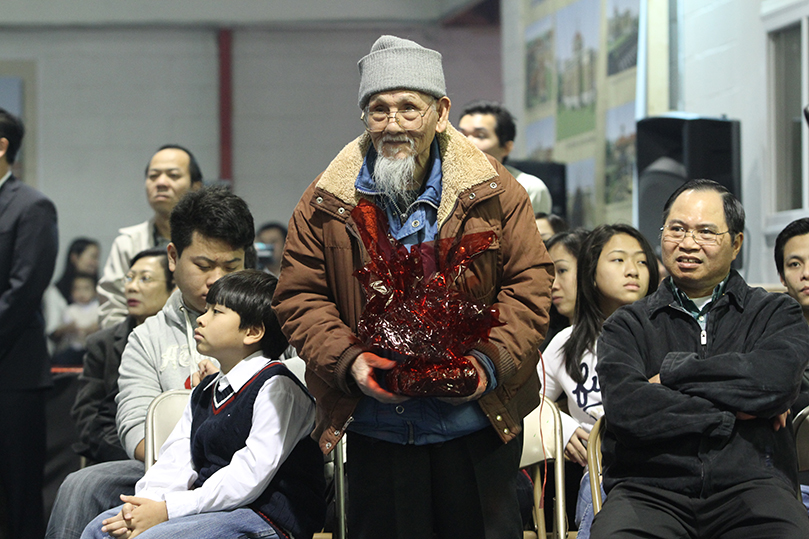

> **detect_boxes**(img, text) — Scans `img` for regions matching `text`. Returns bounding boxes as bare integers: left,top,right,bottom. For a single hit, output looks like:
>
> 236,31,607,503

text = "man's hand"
773,410,790,431
564,427,590,466
735,410,790,432
118,495,168,538
191,359,219,387
438,355,488,405
351,352,408,403
648,374,661,384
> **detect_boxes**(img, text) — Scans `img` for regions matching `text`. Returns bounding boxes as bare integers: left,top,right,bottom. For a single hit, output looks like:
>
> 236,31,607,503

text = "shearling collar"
316,124,498,226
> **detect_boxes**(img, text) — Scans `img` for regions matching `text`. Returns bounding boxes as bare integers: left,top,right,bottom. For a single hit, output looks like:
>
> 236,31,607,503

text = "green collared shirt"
670,274,729,331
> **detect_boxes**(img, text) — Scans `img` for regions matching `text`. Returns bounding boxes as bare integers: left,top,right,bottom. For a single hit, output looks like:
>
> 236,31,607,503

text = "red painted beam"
218,28,233,185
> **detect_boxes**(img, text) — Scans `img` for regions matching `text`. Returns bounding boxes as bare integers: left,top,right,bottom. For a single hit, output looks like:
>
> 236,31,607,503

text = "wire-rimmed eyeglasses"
361,106,433,133
122,273,166,286
660,224,731,245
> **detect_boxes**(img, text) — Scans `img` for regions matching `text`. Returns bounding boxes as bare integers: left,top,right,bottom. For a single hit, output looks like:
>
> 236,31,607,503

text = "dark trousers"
346,428,522,539
0,389,47,539
591,478,809,539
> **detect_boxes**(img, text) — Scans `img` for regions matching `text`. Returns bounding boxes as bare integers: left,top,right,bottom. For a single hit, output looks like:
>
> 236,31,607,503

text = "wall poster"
523,0,640,228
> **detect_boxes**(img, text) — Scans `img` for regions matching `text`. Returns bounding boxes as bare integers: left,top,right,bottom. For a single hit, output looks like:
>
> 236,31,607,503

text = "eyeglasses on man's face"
361,105,434,133
660,224,731,246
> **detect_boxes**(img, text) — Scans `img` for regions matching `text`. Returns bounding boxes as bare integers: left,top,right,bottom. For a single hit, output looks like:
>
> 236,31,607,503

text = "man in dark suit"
0,107,58,539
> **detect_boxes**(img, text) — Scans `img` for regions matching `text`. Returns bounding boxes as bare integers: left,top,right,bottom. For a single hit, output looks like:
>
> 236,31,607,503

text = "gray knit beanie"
357,35,446,109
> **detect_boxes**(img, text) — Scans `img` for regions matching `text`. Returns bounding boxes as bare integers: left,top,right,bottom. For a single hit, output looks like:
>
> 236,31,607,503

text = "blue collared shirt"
355,142,442,248
350,140,495,445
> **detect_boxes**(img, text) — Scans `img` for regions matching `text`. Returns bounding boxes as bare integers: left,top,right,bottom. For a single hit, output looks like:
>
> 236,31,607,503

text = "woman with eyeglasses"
539,224,659,538
71,248,174,465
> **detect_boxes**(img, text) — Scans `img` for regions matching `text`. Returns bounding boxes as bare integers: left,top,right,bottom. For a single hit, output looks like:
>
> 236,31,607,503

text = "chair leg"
532,466,547,538
334,439,347,539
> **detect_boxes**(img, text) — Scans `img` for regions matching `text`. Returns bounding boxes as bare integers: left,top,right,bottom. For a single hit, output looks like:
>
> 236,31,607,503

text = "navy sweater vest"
190,362,326,539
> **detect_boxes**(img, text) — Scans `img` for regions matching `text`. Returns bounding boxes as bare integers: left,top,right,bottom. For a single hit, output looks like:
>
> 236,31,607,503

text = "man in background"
776,217,809,324
97,144,202,328
0,107,59,539
458,100,552,214
255,221,287,276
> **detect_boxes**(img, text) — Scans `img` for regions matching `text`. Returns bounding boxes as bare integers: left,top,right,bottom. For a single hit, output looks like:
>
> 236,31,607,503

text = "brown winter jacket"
272,125,554,454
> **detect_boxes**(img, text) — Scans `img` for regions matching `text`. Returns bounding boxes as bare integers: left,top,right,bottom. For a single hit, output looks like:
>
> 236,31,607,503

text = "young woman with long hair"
539,224,659,536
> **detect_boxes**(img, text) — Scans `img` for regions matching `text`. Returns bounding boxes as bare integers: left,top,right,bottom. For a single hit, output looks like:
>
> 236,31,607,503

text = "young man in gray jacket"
46,186,254,539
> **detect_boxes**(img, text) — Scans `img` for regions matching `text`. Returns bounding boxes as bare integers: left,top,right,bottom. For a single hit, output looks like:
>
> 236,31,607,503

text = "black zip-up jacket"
597,270,809,497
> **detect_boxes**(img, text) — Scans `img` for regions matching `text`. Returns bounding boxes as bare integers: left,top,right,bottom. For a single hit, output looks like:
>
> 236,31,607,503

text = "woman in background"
43,238,101,362
539,224,658,538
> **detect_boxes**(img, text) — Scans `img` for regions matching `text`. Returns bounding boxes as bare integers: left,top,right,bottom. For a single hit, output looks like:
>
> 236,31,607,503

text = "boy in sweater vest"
82,270,326,539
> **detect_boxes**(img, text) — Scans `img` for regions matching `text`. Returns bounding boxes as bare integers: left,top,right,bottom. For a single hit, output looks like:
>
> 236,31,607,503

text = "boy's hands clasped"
101,494,168,538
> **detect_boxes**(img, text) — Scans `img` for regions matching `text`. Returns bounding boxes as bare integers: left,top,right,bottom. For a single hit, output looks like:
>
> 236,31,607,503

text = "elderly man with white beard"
272,35,553,539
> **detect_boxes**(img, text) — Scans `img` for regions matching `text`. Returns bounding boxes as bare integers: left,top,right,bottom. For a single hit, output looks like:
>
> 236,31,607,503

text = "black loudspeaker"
636,116,741,264
508,160,567,219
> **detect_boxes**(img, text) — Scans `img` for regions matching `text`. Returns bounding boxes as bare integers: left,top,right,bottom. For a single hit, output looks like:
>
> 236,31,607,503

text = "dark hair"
55,238,100,303
458,100,516,147
562,224,659,384
541,228,590,347
169,186,255,258
536,212,570,236
775,218,809,279
545,227,589,260
130,247,174,293
244,244,258,270
0,108,25,165
257,222,288,241
206,269,289,359
662,179,744,240
145,144,203,185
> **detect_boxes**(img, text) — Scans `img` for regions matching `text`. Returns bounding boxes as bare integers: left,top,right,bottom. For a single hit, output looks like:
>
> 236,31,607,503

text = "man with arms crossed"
593,179,809,538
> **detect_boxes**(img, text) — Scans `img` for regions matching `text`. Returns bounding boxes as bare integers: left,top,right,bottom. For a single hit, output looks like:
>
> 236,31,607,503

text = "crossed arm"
597,297,809,447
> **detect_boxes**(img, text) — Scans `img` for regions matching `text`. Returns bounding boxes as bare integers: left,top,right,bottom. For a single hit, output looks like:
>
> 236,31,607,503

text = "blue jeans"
575,471,605,539
46,460,145,539
81,505,278,539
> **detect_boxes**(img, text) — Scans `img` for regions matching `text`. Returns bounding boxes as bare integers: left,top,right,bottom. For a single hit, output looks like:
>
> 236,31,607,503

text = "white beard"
373,136,417,207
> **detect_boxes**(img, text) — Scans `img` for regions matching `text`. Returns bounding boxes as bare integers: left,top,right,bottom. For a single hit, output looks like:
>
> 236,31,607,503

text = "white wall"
0,25,501,276
2,0,477,25
680,0,773,284
0,28,220,275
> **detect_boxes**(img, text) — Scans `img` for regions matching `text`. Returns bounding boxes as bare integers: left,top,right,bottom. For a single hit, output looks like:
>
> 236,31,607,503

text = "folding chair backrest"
144,389,192,471
587,417,604,514
793,405,809,472
521,395,567,539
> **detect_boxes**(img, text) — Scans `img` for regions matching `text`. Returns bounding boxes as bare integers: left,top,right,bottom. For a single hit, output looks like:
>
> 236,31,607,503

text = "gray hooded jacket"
115,289,218,457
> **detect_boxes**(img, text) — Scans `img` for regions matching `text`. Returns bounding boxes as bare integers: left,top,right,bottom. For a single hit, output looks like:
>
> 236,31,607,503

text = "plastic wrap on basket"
351,199,502,397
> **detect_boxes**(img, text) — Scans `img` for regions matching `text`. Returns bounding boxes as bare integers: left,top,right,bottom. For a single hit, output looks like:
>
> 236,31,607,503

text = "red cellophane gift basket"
351,199,502,397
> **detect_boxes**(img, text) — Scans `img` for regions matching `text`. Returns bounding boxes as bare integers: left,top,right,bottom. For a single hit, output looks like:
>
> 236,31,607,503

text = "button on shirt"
134,352,315,520
351,140,496,445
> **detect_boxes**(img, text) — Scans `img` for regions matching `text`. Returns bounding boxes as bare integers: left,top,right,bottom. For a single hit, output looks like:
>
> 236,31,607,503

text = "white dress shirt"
135,352,316,520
